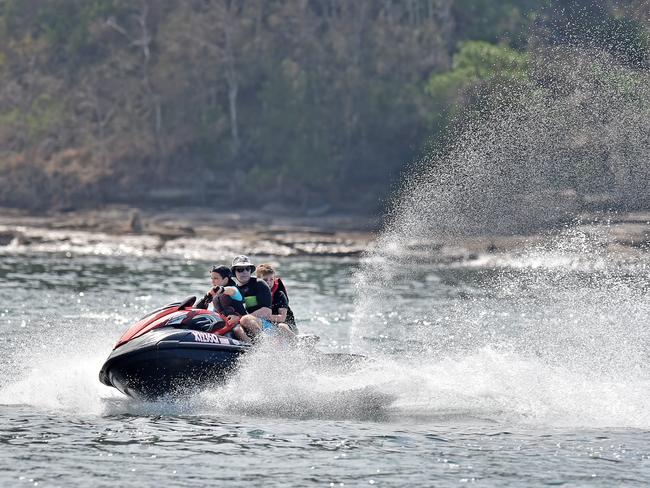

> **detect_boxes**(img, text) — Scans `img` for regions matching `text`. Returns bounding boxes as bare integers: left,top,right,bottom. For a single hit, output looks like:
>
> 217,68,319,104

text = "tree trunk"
223,19,240,157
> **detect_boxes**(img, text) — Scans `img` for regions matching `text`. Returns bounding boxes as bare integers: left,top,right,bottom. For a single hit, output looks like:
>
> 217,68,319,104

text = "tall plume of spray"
353,30,650,376
387,46,649,244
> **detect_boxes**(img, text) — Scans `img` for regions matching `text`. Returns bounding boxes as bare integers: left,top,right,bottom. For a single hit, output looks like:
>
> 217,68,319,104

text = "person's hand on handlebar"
209,285,225,297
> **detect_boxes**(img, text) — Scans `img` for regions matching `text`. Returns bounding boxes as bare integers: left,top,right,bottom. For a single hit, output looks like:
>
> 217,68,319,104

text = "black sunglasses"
233,267,253,273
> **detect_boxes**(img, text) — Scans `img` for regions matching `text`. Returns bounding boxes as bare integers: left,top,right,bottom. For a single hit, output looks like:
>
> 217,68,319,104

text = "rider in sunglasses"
230,255,276,339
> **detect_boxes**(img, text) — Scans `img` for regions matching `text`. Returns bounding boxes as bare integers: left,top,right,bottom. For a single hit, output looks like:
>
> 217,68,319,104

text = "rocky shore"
0,205,648,261
0,205,380,258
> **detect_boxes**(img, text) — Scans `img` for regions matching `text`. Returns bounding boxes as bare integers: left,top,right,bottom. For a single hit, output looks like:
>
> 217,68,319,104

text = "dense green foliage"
0,0,647,212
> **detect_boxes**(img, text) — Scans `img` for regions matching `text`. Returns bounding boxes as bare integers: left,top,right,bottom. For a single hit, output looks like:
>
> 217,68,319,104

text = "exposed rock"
129,210,143,233
150,224,196,241
0,206,647,261
0,230,17,246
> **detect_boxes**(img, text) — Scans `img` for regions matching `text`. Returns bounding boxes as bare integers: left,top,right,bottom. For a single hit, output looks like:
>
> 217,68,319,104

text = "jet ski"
99,296,251,399
100,296,368,400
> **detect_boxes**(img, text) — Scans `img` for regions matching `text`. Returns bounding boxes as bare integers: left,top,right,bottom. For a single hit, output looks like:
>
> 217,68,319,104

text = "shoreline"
0,205,381,257
0,205,648,260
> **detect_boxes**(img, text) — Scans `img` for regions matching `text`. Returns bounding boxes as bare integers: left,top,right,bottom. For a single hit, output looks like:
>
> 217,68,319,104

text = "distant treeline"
0,0,648,212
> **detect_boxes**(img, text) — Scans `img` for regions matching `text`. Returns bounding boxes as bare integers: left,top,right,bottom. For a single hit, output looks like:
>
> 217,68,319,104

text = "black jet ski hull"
99,328,250,399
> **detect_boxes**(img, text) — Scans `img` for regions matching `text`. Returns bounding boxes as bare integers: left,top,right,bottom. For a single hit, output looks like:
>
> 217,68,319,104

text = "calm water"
1,243,649,487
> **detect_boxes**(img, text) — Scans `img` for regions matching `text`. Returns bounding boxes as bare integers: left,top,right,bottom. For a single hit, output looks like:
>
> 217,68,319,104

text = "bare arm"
213,285,241,298
223,286,240,297
250,306,271,320
270,307,287,323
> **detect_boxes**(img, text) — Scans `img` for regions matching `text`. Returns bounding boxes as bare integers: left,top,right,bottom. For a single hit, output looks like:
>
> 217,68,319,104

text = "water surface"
1,245,649,487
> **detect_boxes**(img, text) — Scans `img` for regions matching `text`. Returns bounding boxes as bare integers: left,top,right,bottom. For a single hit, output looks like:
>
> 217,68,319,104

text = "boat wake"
2,321,649,429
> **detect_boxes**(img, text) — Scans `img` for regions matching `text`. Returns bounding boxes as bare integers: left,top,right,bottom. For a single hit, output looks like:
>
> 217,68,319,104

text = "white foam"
2,322,649,428
0,347,120,415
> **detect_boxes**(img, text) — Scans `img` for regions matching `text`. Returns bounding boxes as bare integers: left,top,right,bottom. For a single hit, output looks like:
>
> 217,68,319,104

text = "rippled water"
1,239,650,487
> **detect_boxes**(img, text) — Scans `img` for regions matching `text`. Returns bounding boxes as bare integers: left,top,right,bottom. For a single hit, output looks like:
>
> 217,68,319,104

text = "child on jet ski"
196,264,251,342
231,255,295,341
255,263,298,333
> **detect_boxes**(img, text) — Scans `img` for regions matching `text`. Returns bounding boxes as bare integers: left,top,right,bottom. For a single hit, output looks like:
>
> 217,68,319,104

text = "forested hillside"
0,0,648,212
